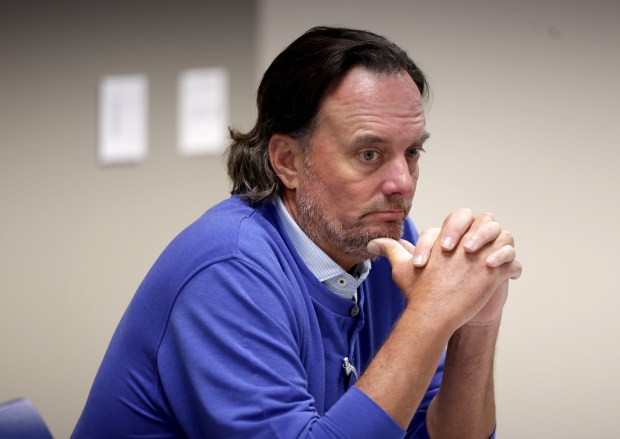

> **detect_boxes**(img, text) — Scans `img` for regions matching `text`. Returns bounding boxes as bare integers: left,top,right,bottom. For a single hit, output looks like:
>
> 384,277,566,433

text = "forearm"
355,307,451,430
363,213,520,436
426,321,500,439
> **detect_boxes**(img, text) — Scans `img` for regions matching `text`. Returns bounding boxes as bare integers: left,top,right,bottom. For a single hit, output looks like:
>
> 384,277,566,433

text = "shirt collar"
274,196,371,300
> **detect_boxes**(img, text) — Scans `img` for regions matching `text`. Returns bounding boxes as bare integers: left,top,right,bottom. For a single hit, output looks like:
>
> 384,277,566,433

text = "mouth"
360,198,412,223
361,210,406,222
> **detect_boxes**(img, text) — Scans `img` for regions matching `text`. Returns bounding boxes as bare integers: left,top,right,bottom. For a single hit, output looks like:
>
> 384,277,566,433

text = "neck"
279,191,362,272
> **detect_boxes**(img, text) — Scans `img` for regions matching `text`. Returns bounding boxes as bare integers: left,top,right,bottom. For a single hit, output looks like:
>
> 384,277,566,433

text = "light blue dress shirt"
274,196,371,301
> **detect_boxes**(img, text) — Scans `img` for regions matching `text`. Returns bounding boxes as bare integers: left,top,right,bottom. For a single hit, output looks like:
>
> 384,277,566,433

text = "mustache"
360,198,412,217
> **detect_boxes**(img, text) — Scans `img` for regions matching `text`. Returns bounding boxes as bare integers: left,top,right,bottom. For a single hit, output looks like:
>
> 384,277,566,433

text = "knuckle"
419,228,432,237
457,207,474,218
501,230,515,244
443,208,474,233
446,207,472,222
478,211,495,221
420,227,440,241
489,221,502,236
503,245,516,260
480,220,500,234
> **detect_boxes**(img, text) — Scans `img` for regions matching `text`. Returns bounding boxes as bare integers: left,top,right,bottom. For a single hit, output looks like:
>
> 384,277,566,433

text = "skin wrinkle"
286,67,427,270
296,152,411,262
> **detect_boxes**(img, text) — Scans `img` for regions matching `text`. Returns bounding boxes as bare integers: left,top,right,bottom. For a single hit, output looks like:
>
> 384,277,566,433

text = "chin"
341,228,403,262
366,223,404,241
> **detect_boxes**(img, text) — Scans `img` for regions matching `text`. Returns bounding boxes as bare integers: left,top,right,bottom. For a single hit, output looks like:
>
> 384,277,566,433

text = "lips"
362,210,406,221
360,197,412,222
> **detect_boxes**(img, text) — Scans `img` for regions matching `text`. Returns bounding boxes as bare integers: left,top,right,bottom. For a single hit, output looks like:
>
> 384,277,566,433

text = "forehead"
315,67,425,140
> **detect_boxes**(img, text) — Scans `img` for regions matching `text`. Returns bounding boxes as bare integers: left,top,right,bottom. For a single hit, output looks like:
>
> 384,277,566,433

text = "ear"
268,134,304,190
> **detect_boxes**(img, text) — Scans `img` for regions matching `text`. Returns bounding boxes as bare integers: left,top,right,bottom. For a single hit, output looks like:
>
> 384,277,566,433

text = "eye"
405,147,424,160
360,150,379,161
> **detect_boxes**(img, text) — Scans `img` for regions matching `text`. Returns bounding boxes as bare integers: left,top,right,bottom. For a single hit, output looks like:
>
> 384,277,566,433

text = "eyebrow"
351,131,431,148
417,131,431,144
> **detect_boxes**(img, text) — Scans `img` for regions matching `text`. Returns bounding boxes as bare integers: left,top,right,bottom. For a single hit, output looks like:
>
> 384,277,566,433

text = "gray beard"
296,167,409,261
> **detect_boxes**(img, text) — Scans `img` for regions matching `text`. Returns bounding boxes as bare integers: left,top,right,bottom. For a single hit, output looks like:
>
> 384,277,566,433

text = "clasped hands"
367,208,522,333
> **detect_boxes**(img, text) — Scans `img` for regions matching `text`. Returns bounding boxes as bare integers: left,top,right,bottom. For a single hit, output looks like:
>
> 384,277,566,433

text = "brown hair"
226,26,428,203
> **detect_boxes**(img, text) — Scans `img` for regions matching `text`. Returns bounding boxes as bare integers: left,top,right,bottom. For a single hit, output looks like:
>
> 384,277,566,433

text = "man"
73,26,521,438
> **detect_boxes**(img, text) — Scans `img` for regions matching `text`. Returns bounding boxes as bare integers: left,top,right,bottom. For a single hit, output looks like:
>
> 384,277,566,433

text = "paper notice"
178,67,229,156
98,75,148,165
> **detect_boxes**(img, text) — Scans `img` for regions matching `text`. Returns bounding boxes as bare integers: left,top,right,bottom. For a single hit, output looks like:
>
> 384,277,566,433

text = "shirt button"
349,304,360,317
337,278,347,286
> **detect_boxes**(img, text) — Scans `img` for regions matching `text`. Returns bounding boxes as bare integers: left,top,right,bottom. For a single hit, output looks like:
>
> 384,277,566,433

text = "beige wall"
1,0,619,438
0,1,256,437
258,0,620,437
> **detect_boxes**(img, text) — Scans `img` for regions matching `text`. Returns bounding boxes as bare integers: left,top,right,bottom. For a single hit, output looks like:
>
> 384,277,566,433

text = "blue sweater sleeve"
157,258,407,439
405,351,443,438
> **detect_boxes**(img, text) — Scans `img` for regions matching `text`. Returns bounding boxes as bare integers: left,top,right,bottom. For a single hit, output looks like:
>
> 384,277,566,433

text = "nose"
381,157,416,199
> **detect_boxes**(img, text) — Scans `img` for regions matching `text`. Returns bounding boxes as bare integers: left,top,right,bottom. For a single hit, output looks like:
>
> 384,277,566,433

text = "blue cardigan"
72,196,443,438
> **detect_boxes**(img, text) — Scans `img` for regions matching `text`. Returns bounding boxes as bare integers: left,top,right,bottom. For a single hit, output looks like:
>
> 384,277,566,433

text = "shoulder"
131,196,309,354
160,198,313,357
130,197,296,322
164,197,305,308
160,197,285,270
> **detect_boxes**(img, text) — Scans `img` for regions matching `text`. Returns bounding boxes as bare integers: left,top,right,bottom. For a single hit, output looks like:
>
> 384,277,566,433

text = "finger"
464,211,496,238
503,259,522,280
469,211,496,229
411,227,440,267
439,208,475,251
485,244,515,268
398,239,416,255
509,259,523,280
496,230,515,248
463,221,501,253
490,254,522,280
367,238,414,266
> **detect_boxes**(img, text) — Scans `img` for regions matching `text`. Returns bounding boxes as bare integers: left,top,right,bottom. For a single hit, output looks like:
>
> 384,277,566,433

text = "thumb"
367,238,415,266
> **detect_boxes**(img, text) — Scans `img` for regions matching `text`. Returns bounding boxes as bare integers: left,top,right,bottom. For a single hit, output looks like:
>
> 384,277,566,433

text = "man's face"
291,67,428,270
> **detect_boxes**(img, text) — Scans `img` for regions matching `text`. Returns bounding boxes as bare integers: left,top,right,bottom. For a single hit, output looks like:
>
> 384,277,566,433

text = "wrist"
448,320,501,361
427,321,499,439
401,304,454,347
456,318,501,337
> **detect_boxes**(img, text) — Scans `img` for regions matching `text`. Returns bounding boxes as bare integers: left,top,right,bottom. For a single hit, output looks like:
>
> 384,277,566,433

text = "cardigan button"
349,304,360,317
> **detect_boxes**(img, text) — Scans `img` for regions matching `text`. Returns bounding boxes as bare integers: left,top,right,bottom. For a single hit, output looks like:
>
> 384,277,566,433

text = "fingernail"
413,255,424,266
440,236,454,250
464,237,477,251
367,241,380,255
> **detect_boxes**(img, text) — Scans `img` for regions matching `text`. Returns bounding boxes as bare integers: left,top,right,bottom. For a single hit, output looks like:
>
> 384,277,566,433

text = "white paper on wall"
178,67,229,156
97,75,148,165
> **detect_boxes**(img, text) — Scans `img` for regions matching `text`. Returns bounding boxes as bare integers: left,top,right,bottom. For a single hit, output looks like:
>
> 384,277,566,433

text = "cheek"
315,177,366,218
411,164,420,188
323,181,360,207
310,164,356,199
334,182,378,219
306,158,378,214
